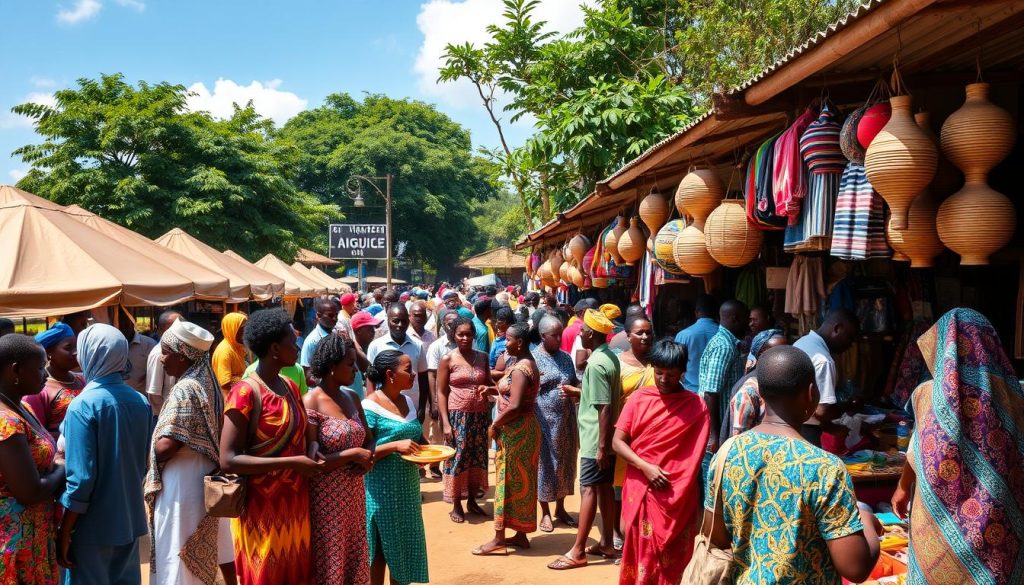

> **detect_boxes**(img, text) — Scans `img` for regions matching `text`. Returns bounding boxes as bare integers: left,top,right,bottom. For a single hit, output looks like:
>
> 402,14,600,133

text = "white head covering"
77,323,129,381
164,319,214,353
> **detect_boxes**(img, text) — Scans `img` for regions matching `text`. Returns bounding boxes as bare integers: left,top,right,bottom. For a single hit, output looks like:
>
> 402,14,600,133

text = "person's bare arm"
574,347,591,372
891,461,916,519
596,402,612,469
220,410,321,476
825,509,880,583
153,437,182,463
704,393,720,449
0,434,65,505
436,355,454,442
490,368,526,432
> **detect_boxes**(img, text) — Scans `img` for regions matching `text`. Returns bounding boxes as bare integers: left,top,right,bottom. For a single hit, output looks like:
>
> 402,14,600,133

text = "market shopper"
702,345,879,584
723,329,787,442
472,298,492,352
300,297,340,378
220,308,320,585
366,303,429,419
59,324,154,585
792,308,859,447
673,296,719,393
23,322,84,440
561,298,598,353
212,311,249,397
145,310,182,415
891,308,1024,585
0,334,65,585
549,309,621,570
119,308,157,395
145,319,234,585
425,309,460,477
698,299,749,456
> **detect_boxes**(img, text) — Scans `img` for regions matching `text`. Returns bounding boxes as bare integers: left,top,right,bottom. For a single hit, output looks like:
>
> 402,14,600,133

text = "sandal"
585,545,620,559
472,543,508,556
507,534,530,549
539,516,554,533
548,555,588,570
449,510,465,524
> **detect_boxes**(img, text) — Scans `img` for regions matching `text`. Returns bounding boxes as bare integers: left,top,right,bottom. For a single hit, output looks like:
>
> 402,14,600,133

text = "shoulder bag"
204,376,263,518
680,436,736,585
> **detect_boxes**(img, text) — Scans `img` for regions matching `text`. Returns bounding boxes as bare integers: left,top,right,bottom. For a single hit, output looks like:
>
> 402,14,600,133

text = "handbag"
680,436,736,585
204,377,262,518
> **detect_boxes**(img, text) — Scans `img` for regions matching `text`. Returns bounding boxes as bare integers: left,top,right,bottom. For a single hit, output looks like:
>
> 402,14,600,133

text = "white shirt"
793,330,837,425
407,326,436,351
145,342,175,414
125,332,157,393
333,310,355,341
426,334,457,371
571,335,585,380
366,332,428,408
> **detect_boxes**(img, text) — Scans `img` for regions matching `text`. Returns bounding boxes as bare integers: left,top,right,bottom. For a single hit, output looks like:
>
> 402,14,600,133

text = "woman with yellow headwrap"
212,312,249,396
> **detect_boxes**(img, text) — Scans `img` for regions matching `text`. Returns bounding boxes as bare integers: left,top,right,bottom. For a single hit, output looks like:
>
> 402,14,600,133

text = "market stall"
291,261,346,294
254,253,326,297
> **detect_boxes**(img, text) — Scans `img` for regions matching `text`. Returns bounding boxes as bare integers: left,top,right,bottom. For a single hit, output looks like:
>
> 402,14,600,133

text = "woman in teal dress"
362,350,428,585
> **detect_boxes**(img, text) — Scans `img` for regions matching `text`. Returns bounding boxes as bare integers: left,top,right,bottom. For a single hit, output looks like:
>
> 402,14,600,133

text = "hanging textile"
735,264,767,309
773,107,818,219
746,132,787,230
784,256,825,335
829,163,890,260
785,103,845,252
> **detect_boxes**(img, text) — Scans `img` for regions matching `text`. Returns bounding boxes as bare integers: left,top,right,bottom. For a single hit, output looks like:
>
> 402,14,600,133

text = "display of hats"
840,105,868,163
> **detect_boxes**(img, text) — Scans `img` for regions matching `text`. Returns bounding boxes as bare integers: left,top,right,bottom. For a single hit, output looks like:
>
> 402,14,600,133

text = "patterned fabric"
830,162,891,260
533,345,578,502
212,312,249,392
773,107,816,219
746,132,787,230
225,376,311,585
727,375,764,438
21,373,86,440
442,351,491,502
144,332,224,583
706,432,863,584
307,409,369,585
698,326,744,450
618,388,709,585
907,308,1024,585
839,105,868,163
0,406,58,585
493,361,541,533
615,358,655,486
363,397,428,585
800,102,845,174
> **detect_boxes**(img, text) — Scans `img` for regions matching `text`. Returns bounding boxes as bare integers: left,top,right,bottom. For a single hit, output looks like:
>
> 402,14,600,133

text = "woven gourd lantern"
915,112,961,197
673,224,719,277
938,83,1017,265
549,250,564,277
865,95,937,230
654,219,687,274
887,190,944,268
704,200,762,267
675,169,724,224
558,260,570,282
604,216,626,264
639,191,670,235
617,218,646,265
567,264,584,288
569,234,589,266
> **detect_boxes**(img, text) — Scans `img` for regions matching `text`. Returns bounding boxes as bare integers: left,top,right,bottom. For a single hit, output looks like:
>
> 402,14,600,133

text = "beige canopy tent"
254,253,325,297
155,229,285,302
291,262,345,294
337,276,359,285
0,185,195,316
364,275,406,285
295,247,339,267
310,266,353,293
65,206,234,302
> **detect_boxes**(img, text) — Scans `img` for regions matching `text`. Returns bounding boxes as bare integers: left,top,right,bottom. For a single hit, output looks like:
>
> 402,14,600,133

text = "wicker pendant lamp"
654,219,687,274
674,169,724,223
604,216,627,264
617,217,646,265
673,225,719,276
704,200,763,267
639,191,670,235
887,189,944,268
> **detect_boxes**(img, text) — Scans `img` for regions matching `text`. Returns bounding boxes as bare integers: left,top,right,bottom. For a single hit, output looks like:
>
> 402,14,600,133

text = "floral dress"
532,346,578,502
307,408,369,585
0,404,59,585
493,360,541,533
22,374,86,440
442,350,491,502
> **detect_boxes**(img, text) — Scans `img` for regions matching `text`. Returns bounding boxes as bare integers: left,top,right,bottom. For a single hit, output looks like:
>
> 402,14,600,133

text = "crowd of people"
0,282,1021,585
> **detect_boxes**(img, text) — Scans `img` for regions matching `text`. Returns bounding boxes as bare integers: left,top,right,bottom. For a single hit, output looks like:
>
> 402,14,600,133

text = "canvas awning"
255,253,325,297
292,262,344,293
295,247,339,266
309,266,352,293
66,206,234,302
155,229,285,302
364,275,406,285
337,276,359,285
460,246,526,270
0,185,195,316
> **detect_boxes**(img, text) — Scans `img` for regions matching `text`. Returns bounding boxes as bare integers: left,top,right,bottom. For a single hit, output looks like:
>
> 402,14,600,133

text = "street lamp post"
345,174,393,290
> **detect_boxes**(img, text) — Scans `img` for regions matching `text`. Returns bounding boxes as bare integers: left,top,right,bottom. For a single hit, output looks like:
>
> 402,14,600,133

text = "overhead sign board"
329,224,387,260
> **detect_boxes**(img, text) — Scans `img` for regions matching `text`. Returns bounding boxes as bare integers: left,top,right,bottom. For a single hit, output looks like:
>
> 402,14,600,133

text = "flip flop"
539,516,554,533
449,511,465,524
548,555,588,570
585,545,619,559
472,544,507,556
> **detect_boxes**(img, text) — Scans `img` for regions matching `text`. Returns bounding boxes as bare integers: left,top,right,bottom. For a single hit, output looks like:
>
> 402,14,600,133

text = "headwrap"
400,292,411,302
584,309,614,335
77,323,129,381
750,328,785,360
35,322,75,350
600,303,622,321
442,290,459,301
416,290,430,300
457,307,474,319
146,319,223,581
212,312,248,389
366,304,384,316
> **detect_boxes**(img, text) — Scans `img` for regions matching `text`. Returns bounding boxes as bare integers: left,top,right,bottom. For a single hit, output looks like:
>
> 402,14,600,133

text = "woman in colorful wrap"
362,350,428,585
212,312,248,397
613,340,708,584
219,309,322,585
614,316,655,487
304,334,373,585
145,319,235,585
474,324,541,556
436,317,491,523
0,335,64,585
22,322,84,440
891,308,1024,585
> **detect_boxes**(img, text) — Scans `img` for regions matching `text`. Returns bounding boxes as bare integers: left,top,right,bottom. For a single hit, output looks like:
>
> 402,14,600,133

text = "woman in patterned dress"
0,334,65,585
362,350,428,585
436,317,491,523
532,315,579,533
22,323,84,440
474,324,541,556
219,309,322,585
304,335,373,585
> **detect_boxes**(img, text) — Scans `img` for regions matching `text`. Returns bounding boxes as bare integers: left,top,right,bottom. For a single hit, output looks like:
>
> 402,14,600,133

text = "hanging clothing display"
773,107,817,219
786,103,845,252
784,256,825,335
746,132,788,230
830,103,890,260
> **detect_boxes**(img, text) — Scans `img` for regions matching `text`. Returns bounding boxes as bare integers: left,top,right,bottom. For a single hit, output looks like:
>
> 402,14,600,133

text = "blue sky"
0,0,590,184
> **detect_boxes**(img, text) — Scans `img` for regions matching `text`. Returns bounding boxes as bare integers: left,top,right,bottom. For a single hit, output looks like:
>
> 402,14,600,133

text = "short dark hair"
0,318,15,335
625,314,652,333
452,316,475,335
315,297,339,312
494,307,516,325
473,299,491,317
506,323,529,341
756,346,815,398
0,334,44,371
366,349,404,385
157,310,181,332
822,308,859,330
310,334,353,380
573,298,599,314
243,309,294,358
695,295,718,317
648,339,687,370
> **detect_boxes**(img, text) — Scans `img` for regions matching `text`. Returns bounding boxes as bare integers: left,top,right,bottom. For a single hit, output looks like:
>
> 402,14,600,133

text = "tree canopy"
13,73,337,260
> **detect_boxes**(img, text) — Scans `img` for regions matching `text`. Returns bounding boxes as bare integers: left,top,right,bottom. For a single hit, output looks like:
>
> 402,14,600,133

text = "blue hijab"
76,323,130,381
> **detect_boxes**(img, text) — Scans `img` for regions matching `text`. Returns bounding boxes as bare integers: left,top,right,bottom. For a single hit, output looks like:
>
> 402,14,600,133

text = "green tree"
470,189,529,251
12,73,337,260
276,93,500,271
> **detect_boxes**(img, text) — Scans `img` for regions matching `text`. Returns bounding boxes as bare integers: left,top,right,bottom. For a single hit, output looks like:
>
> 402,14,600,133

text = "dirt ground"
143,463,620,585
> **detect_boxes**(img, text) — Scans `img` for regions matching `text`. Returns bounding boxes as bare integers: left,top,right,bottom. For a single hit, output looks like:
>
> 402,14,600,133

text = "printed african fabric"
225,376,311,585
0,405,58,585
617,387,709,585
533,346,578,502
615,358,655,486
493,360,541,533
21,372,86,440
307,409,369,585
706,431,863,585
442,351,491,502
906,308,1024,585
363,396,428,584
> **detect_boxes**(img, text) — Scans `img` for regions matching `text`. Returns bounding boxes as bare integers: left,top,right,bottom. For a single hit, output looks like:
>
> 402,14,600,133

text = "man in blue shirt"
673,296,720,392
300,297,339,377
472,298,492,353
59,324,154,584
698,299,749,451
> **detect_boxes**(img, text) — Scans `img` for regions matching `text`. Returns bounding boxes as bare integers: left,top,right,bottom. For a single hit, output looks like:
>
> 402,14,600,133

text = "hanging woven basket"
617,217,646,265
569,234,590,266
673,224,719,276
675,169,724,224
604,217,625,265
704,200,763,267
654,219,687,274
886,189,945,268
639,191,670,235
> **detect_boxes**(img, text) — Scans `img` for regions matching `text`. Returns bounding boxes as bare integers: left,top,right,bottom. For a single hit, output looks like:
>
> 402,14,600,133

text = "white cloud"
30,76,57,88
0,92,57,129
113,0,145,11
8,169,28,182
57,0,102,24
185,79,308,125
414,0,594,109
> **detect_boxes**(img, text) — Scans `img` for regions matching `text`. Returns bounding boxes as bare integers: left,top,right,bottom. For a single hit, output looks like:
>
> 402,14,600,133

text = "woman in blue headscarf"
23,322,83,440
